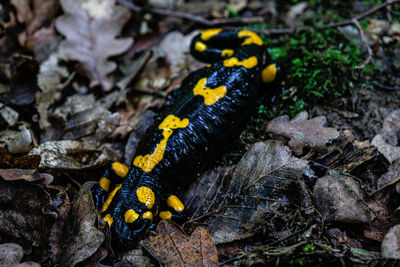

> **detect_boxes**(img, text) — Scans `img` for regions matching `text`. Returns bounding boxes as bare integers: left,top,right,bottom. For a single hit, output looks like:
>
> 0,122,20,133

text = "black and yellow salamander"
91,29,282,249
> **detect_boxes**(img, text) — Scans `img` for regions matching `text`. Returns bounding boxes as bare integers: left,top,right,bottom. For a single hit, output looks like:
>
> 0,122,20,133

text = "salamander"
91,29,282,249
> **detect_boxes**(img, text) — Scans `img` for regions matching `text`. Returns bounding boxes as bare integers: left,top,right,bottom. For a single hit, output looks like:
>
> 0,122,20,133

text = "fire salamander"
91,29,282,249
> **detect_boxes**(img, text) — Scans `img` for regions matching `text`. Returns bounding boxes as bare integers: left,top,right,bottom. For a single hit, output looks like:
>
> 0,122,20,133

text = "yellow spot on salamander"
136,186,155,209
238,30,263,46
221,49,234,58
103,214,113,226
133,115,189,172
223,56,258,69
195,41,207,52
262,64,277,83
125,209,139,223
167,195,184,212
159,210,172,220
99,177,110,191
193,78,227,105
142,211,153,222
101,184,122,212
112,162,129,177
200,28,222,41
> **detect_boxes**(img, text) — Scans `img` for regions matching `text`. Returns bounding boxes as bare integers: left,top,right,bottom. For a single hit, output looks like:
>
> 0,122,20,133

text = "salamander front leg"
91,162,129,210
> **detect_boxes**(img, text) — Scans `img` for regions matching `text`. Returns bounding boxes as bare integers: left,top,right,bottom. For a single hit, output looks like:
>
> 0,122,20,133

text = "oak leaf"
56,0,133,91
267,111,339,155
141,220,218,267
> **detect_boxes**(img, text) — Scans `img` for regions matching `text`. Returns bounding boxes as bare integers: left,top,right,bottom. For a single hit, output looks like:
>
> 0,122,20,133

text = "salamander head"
101,184,159,250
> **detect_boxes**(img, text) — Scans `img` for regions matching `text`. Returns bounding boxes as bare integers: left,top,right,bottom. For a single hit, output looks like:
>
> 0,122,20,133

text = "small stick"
352,18,373,70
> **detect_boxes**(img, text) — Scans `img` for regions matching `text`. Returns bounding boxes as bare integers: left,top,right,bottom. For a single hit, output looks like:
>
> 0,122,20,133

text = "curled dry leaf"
11,0,59,48
315,130,379,173
267,111,339,156
372,109,400,164
364,176,400,242
0,124,35,153
29,140,121,169
36,52,69,129
183,140,312,244
50,182,104,266
141,220,218,267
56,0,133,91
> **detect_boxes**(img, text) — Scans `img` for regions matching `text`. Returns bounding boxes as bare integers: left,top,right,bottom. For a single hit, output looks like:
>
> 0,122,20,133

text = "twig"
257,0,400,36
370,82,400,91
351,18,373,70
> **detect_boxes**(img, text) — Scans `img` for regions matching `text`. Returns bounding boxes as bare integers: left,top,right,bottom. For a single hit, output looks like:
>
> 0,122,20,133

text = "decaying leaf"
381,224,400,259
36,52,69,129
0,177,55,260
29,140,121,169
313,171,371,224
141,220,218,267
120,249,151,267
50,182,104,266
50,93,122,142
158,31,198,75
364,176,400,242
372,109,400,164
315,130,379,172
0,124,35,153
56,0,133,90
9,55,39,106
11,0,59,49
267,111,339,156
0,243,40,266
377,159,400,189
183,140,312,244
0,103,19,126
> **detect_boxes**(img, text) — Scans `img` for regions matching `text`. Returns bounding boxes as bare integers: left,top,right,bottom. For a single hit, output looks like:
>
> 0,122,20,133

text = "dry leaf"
364,176,400,241
183,140,312,244
313,171,371,224
372,109,400,164
0,243,40,267
267,111,339,156
56,0,133,91
0,177,55,260
11,0,59,48
29,140,121,169
141,220,218,267
36,52,69,129
381,224,400,258
49,182,104,266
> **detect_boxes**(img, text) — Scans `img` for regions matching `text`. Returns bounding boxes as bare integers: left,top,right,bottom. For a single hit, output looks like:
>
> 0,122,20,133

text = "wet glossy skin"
91,29,278,249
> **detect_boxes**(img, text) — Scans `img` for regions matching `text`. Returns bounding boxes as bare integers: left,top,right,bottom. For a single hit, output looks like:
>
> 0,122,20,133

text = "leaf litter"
56,0,133,91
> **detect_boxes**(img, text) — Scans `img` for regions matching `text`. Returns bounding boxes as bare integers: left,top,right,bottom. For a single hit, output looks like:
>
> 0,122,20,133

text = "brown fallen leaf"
267,111,339,156
313,171,371,224
0,243,40,267
56,0,133,91
11,0,59,49
49,182,104,266
141,220,218,267
36,52,69,129
381,224,400,259
183,140,312,244
372,109,400,164
315,130,379,173
0,177,55,260
364,176,400,242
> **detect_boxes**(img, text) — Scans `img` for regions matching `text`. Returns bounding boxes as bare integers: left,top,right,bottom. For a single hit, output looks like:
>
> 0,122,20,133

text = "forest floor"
0,0,399,266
